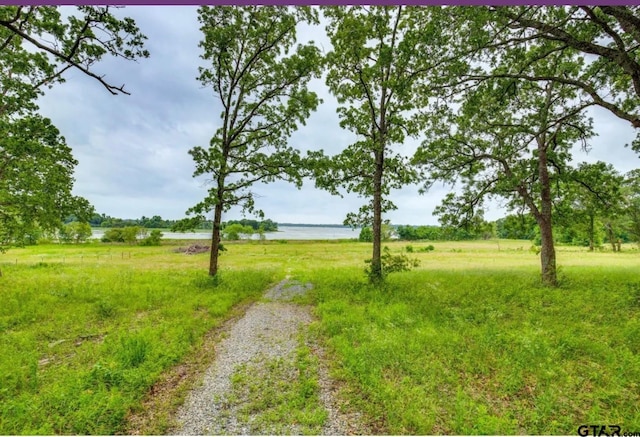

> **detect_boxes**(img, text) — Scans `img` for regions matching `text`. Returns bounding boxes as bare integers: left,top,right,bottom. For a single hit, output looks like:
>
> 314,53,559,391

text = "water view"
92,225,360,241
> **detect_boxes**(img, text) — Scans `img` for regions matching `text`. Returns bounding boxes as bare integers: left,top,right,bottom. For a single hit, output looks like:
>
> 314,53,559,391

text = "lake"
92,225,361,241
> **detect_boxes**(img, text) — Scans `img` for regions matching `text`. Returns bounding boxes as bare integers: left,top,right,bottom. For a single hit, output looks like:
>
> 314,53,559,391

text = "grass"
1,239,639,434
224,334,327,435
0,242,277,434
302,265,640,434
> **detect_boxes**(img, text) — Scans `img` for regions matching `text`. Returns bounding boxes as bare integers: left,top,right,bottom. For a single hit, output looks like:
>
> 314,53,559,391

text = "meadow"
0,239,639,434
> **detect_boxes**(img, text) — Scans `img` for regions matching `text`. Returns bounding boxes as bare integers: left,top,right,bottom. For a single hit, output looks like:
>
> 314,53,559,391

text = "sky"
36,6,640,226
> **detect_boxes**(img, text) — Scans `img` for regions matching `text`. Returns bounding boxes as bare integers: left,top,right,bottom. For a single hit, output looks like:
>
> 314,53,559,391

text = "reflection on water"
91,225,360,241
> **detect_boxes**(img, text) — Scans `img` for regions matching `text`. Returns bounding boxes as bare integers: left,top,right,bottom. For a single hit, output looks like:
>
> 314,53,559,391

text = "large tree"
0,6,148,266
312,5,451,282
414,47,593,286
183,6,322,277
0,116,93,250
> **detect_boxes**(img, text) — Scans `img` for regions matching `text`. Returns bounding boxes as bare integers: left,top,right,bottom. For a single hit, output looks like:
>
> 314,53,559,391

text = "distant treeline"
277,223,351,228
67,213,278,232
224,219,278,231
395,213,635,247
394,224,493,241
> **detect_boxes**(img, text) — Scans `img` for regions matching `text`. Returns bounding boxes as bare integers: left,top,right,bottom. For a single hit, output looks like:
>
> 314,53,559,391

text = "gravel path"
170,278,368,435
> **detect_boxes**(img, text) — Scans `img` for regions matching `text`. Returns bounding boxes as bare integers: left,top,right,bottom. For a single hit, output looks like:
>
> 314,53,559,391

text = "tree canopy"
0,6,148,262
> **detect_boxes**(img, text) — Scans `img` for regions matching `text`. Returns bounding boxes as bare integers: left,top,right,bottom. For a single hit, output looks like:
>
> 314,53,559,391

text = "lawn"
1,239,638,434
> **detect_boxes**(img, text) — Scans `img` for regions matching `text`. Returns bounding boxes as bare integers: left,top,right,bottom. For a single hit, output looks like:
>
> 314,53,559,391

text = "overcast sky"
36,6,640,225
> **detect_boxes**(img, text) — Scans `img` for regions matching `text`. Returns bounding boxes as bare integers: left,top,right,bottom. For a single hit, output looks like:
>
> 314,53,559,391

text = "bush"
139,230,163,246
418,244,435,252
365,246,420,281
59,222,92,244
101,226,146,244
222,224,254,240
102,228,124,243
359,227,373,242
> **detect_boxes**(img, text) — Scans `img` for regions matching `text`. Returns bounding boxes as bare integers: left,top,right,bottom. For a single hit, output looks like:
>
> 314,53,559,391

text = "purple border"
4,0,640,5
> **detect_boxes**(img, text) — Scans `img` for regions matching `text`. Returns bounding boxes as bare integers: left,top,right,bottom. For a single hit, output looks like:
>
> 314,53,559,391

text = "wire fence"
3,252,135,267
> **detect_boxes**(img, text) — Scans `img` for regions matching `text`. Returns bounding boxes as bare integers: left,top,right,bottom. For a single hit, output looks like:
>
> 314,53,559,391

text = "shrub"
222,224,254,240
365,246,420,281
59,222,92,244
139,230,163,246
102,226,146,244
359,227,373,242
102,228,123,243
418,244,435,252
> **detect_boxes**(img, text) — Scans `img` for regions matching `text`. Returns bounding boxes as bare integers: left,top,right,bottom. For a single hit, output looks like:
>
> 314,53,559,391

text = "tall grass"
0,244,277,434
1,240,638,434
304,265,640,434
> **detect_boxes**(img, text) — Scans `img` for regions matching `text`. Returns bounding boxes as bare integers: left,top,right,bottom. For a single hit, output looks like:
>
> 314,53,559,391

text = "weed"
95,300,117,319
0,243,274,434
116,336,150,368
419,244,435,252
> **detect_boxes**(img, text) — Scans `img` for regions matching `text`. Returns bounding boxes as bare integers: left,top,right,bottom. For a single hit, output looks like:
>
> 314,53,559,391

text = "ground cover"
1,239,638,434
0,243,277,434
302,263,640,434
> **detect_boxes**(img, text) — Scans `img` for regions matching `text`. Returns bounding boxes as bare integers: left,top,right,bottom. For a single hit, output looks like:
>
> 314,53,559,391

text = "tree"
414,47,594,286
0,116,94,251
222,224,254,241
0,6,148,273
59,221,93,244
556,162,624,251
495,214,537,240
182,6,322,277
622,169,640,247
312,6,450,282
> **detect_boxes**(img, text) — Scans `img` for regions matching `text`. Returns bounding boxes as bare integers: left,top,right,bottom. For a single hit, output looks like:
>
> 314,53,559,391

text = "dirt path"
169,278,369,435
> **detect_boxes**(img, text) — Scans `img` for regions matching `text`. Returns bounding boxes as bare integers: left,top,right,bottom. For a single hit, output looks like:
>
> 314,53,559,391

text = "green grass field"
1,239,639,434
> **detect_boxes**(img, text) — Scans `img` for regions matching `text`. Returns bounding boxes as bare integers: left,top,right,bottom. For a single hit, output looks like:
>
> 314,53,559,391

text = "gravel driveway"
170,278,369,435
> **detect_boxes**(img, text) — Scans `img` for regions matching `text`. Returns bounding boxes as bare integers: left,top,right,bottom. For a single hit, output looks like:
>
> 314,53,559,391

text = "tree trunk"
588,214,594,251
537,137,557,286
371,74,389,283
605,223,616,251
538,215,557,286
371,147,384,282
208,202,223,277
